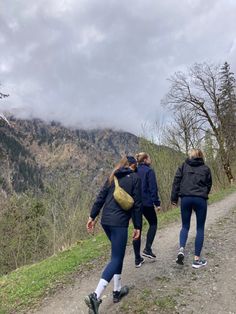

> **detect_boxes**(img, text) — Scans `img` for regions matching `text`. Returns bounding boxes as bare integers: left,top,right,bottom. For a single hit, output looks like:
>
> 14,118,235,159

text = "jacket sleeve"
147,169,161,206
131,176,142,230
90,179,109,220
206,167,212,194
171,164,183,204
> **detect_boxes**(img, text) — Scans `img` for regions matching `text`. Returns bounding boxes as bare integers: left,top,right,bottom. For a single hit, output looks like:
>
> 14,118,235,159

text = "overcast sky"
1,0,236,135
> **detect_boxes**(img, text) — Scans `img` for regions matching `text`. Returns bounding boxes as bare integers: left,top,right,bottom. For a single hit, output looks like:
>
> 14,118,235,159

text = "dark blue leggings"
101,225,128,282
180,196,207,257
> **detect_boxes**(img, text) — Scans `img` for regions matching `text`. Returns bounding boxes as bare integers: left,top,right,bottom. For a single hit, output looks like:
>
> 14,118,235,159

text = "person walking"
133,152,161,268
171,149,212,269
85,156,142,314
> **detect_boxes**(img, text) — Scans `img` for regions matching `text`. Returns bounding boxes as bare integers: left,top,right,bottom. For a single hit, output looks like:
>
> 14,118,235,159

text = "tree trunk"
222,160,234,184
218,143,234,183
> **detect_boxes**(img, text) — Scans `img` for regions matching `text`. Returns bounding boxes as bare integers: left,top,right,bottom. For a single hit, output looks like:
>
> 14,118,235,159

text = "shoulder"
203,164,211,172
148,167,155,175
130,172,141,182
181,161,189,171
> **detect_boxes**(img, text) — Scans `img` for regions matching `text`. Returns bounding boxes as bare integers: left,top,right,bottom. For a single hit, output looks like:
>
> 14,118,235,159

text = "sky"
1,0,236,135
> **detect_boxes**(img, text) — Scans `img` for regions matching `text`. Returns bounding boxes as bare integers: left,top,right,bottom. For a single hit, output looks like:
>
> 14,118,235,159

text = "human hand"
86,217,96,233
154,205,161,212
133,229,140,240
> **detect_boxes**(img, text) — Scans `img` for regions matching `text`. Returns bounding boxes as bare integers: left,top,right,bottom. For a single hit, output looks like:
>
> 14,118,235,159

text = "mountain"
0,117,140,195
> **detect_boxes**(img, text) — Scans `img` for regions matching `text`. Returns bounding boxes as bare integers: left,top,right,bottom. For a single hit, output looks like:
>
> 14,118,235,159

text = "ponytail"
108,156,129,185
136,152,149,164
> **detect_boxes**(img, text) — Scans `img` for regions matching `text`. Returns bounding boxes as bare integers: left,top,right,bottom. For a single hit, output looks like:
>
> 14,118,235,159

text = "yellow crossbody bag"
113,176,134,210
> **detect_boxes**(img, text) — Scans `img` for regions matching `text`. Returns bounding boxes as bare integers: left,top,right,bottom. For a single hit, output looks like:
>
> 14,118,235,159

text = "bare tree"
162,62,235,183
163,109,202,155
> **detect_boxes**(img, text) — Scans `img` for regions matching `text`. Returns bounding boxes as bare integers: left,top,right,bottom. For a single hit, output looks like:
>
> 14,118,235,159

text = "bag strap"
114,176,119,187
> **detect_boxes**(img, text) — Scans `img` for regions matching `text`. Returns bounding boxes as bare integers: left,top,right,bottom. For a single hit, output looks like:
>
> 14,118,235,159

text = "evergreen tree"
219,62,236,153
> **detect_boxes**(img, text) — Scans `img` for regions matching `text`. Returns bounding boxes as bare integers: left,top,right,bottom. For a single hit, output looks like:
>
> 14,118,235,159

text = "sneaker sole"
135,260,145,268
142,253,156,259
192,261,207,269
176,252,184,265
84,296,98,314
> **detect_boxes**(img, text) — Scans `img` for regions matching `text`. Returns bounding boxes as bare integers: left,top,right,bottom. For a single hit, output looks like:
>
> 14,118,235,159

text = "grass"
120,288,177,313
0,233,109,313
0,184,236,313
155,296,177,310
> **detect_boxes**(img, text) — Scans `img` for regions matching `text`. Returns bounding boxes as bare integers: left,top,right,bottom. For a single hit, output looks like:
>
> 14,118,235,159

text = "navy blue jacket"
137,163,160,207
171,158,212,204
90,167,142,229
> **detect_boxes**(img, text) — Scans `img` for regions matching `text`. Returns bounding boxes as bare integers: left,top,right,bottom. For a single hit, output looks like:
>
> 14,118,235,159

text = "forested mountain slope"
0,117,139,195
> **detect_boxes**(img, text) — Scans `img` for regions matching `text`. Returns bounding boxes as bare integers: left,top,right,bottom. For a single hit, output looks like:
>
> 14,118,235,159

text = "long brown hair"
136,152,149,164
109,156,129,185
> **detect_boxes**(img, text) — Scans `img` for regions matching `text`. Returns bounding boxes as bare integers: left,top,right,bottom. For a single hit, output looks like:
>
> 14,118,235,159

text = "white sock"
94,278,108,299
113,274,121,292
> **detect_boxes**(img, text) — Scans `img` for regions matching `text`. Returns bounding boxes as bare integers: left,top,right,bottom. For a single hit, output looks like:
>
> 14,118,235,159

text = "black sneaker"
113,285,129,303
135,257,145,268
84,292,102,314
192,259,207,269
176,247,184,265
142,249,156,259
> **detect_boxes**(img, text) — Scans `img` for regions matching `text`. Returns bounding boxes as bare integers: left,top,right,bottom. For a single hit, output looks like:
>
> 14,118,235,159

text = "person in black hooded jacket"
84,156,142,314
171,149,212,269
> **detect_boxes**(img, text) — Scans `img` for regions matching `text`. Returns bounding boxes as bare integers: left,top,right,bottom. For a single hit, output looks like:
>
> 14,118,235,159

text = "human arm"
170,164,183,205
131,176,142,230
206,167,212,195
147,169,161,207
88,179,109,224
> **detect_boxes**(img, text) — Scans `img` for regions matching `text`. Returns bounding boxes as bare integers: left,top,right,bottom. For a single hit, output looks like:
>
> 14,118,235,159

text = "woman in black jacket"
171,149,212,269
85,156,142,314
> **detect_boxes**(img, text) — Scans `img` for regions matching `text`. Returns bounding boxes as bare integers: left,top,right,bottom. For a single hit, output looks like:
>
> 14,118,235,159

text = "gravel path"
30,193,236,314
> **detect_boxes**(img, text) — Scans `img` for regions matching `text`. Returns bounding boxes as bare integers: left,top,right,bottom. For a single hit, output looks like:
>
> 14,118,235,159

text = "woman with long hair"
171,149,212,268
85,156,142,314
132,152,161,267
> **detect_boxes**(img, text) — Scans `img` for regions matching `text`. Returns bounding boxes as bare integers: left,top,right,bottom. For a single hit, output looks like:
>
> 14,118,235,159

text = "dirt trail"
31,193,236,314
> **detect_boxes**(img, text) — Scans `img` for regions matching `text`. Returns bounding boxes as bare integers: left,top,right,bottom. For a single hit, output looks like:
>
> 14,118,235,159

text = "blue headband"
127,155,137,165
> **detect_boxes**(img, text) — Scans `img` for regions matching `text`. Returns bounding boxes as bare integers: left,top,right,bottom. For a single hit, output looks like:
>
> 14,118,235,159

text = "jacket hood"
114,167,134,178
186,157,204,167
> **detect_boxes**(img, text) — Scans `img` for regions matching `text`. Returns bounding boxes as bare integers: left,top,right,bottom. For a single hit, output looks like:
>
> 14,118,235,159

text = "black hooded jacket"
171,158,212,204
90,167,142,229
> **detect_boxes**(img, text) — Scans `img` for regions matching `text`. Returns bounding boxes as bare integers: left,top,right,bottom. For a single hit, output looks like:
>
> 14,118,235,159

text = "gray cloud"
1,0,236,135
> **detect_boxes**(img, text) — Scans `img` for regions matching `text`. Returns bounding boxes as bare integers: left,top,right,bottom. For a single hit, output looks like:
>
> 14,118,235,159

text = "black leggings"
133,206,157,260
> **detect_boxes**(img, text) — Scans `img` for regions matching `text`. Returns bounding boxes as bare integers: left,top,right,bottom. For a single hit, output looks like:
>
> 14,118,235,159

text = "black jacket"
171,158,212,204
90,167,142,229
